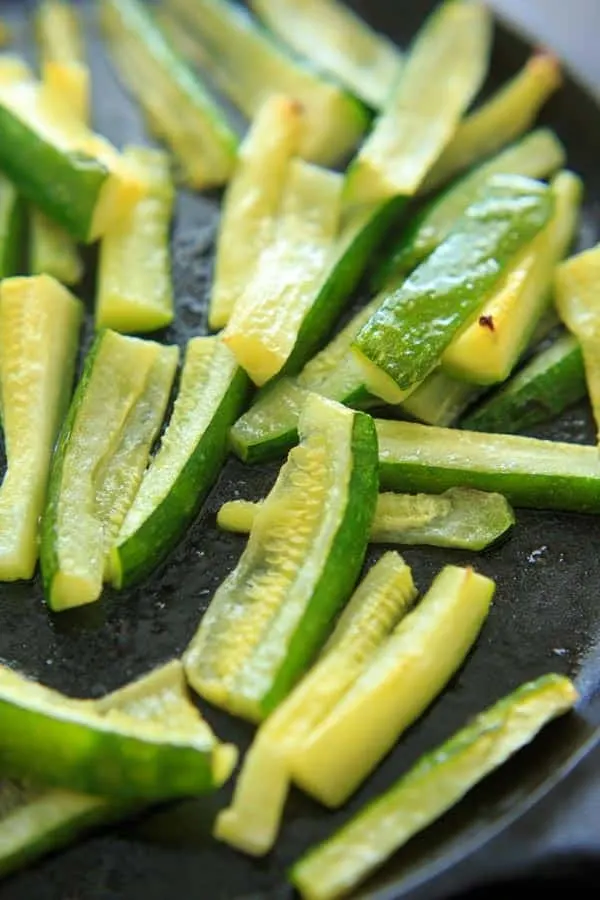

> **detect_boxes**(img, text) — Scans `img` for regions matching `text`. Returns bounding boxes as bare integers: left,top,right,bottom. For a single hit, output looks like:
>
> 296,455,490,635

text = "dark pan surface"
1,1,600,898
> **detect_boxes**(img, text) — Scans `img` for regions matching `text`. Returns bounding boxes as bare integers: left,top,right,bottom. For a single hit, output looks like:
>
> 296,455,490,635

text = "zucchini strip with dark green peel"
0,68,142,243
30,2,87,285
96,146,175,333
555,244,600,440
0,276,82,581
462,333,586,434
0,660,220,877
184,394,379,723
249,0,403,109
163,0,368,166
218,487,515,551
210,95,303,331
223,160,343,386
344,0,492,207
443,170,582,385
353,175,554,404
0,176,25,280
375,128,565,287
111,338,249,589
215,552,416,856
40,331,178,612
100,0,238,190
292,565,494,808
290,674,578,900
377,419,600,512
0,660,237,847
423,53,563,194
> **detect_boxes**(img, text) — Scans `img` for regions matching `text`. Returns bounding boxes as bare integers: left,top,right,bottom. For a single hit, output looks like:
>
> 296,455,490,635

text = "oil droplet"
527,545,548,563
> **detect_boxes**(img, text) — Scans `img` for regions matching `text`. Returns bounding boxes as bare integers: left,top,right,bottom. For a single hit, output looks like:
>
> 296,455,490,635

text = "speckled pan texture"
0,2,599,899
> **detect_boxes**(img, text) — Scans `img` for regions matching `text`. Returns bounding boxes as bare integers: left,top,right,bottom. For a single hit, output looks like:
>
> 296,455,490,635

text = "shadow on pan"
0,0,600,898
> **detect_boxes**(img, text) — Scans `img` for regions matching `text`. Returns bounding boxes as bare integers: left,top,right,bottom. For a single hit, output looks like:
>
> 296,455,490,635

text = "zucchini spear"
218,487,515,552
222,160,344,385
215,552,417,855
345,0,492,207
462,333,586,434
96,146,175,333
0,660,236,827
353,175,554,404
0,177,25,280
162,0,368,167
377,419,600,513
31,0,88,285
555,244,600,440
184,394,379,723
291,674,577,900
100,0,238,190
0,276,82,581
40,331,178,611
249,0,403,109
442,170,582,385
110,338,248,588
209,95,303,331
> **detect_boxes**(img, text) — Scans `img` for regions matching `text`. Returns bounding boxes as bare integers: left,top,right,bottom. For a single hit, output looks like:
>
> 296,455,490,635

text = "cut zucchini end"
95,296,175,334
89,162,146,242
48,572,102,613
0,540,37,583
212,743,239,787
222,332,284,387
217,500,260,534
43,60,90,124
350,345,408,405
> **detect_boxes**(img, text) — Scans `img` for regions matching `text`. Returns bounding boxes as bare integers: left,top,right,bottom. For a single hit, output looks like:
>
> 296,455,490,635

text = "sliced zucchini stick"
111,338,248,589
40,331,178,611
249,0,403,109
401,307,560,427
209,95,303,331
184,394,379,723
0,67,142,243
218,487,515,552
96,146,175,333
377,419,600,512
30,0,89,285
215,553,417,856
345,0,492,207
0,660,233,878
0,276,82,581
376,128,565,286
223,160,343,385
35,0,90,121
0,176,25,279
353,176,553,404
0,661,236,812
423,53,563,193
292,566,493,807
443,171,582,384
291,674,578,900
162,0,368,166
555,245,600,440
100,0,238,190
463,333,586,434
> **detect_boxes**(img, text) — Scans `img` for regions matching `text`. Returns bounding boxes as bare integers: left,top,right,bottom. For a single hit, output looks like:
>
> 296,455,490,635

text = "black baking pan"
1,1,600,898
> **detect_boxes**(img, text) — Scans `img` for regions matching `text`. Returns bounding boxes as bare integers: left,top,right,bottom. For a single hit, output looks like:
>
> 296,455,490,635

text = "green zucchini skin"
0,106,108,243
376,419,600,513
0,178,26,278
113,361,250,588
280,197,406,379
353,175,554,398
462,333,587,434
374,128,565,288
261,410,379,717
290,673,577,900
